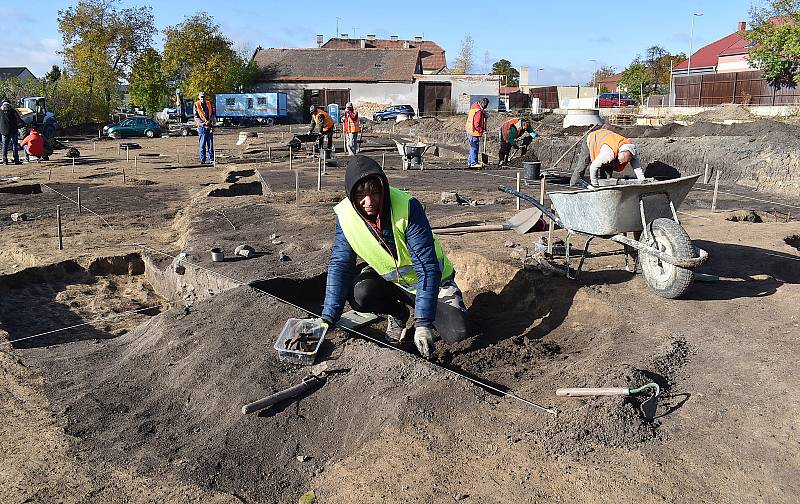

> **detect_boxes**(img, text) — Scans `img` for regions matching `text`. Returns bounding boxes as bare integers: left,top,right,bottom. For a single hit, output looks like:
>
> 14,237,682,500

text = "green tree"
618,63,651,100
224,47,261,92
644,46,686,90
746,0,800,87
45,65,62,101
492,59,520,86
162,13,236,96
129,48,169,114
451,34,474,74
58,0,155,121
586,65,616,87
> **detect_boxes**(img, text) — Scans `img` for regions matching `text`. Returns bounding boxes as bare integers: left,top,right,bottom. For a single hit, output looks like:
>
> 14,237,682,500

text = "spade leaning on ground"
320,155,470,358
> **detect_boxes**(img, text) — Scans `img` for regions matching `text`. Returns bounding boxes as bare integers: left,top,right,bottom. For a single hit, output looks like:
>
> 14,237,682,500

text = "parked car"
168,122,198,137
597,93,638,107
373,105,415,121
104,116,162,139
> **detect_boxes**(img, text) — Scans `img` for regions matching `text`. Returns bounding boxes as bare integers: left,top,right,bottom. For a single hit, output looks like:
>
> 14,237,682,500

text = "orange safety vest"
465,102,485,137
195,99,214,123
314,109,335,132
343,110,361,133
500,117,523,141
588,129,633,172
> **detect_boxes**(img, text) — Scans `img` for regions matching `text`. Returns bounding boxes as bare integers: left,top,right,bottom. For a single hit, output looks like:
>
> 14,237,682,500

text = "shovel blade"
508,207,543,235
640,394,658,421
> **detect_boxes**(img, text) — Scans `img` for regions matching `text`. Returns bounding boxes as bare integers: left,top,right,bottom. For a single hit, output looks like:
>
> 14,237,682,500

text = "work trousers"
317,129,333,151
2,133,20,164
466,134,480,166
569,141,593,185
198,126,214,163
345,132,359,155
348,266,470,344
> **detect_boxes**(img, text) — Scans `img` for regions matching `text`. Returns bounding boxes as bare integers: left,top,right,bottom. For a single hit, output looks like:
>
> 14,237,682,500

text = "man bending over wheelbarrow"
570,128,646,187
320,155,470,358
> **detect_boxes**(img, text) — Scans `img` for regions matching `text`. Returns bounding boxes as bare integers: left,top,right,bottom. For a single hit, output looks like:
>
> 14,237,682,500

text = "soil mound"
26,285,483,504
692,103,753,122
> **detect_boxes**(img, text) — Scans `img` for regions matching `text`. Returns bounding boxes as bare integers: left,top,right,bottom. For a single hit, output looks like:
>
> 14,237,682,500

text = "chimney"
390,35,399,41
340,33,348,39
403,41,410,49
360,39,366,49
414,36,423,42
316,34,324,47
738,21,746,31
519,66,529,87
366,34,376,41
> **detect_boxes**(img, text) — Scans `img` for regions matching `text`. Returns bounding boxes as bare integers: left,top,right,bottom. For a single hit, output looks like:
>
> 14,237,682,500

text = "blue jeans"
198,126,214,162
2,132,20,164
466,134,480,165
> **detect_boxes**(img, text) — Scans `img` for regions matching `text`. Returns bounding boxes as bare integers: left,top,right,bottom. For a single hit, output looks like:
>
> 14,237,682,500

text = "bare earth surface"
1,119,799,503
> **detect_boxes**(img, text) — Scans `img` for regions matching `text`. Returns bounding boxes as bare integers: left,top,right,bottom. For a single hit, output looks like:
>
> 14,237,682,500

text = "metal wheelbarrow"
393,139,433,170
499,175,709,299
288,133,320,155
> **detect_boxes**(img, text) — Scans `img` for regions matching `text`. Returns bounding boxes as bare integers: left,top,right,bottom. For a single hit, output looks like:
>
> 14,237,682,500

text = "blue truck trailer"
215,92,289,126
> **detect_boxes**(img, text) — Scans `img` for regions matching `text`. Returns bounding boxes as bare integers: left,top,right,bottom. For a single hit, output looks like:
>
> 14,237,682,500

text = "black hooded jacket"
322,155,442,327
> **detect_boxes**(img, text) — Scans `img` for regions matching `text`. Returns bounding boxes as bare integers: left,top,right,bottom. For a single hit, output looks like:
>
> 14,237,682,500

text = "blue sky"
2,0,760,85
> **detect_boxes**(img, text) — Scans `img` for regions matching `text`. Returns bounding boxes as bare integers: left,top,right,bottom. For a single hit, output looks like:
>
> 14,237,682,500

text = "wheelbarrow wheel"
640,218,696,299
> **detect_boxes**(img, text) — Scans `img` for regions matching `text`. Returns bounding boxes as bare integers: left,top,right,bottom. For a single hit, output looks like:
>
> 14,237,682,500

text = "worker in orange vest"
465,98,489,168
570,128,645,186
309,105,335,153
194,91,215,164
342,102,361,155
498,117,537,166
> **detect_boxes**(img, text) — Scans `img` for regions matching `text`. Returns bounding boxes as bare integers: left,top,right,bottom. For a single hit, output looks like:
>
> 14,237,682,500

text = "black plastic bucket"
522,161,541,180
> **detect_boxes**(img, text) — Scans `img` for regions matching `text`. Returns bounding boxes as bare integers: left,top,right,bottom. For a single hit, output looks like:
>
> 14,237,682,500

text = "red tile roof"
499,86,521,94
322,38,447,71
673,32,745,70
598,72,624,85
253,48,422,82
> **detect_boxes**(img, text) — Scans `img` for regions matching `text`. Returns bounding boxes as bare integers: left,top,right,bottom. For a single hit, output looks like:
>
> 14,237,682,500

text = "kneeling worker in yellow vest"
570,128,645,187
320,155,469,357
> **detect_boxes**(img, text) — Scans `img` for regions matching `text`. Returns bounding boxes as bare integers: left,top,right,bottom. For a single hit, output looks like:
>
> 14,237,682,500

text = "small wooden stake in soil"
382,152,385,170
72,157,75,174
516,172,521,210
123,167,126,184
289,150,293,171
540,175,546,207
295,169,300,205
317,158,322,191
77,187,82,213
711,171,720,211
56,205,63,251
547,205,555,255
126,146,129,163
268,146,272,161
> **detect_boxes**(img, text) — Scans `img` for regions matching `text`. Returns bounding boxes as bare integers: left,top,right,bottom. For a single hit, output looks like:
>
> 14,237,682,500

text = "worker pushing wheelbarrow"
499,175,708,299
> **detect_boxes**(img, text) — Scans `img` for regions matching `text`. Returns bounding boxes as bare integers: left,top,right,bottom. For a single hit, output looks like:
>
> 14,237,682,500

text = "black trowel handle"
241,375,326,415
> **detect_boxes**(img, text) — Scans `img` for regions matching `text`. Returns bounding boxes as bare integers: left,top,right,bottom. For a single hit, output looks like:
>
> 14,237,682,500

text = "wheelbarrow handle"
498,184,563,228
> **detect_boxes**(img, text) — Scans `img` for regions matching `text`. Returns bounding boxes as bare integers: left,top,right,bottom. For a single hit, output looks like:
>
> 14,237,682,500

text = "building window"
257,97,267,105
225,98,235,106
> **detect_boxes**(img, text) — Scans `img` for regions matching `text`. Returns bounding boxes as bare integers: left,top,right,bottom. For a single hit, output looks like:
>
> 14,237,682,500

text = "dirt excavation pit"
0,253,167,348
208,181,263,197
726,210,764,223
786,235,800,251
12,247,692,502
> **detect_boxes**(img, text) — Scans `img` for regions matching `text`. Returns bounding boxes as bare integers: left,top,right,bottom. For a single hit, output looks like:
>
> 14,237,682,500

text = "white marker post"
516,172,521,210
56,205,63,251
711,171,720,211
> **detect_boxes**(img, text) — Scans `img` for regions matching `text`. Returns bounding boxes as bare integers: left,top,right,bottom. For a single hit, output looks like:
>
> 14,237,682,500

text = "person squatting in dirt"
320,155,470,358
309,105,335,152
499,116,538,166
570,128,644,186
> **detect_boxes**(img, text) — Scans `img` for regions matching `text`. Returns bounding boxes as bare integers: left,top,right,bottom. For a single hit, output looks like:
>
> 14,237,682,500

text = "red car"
597,92,638,107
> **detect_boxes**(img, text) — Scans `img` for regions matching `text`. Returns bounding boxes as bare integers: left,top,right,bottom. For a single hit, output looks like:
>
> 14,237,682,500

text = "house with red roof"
672,22,753,76
598,72,624,92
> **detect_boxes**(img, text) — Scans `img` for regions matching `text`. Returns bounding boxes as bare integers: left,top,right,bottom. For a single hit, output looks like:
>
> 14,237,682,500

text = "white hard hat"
198,91,206,99
619,144,636,156
346,102,354,109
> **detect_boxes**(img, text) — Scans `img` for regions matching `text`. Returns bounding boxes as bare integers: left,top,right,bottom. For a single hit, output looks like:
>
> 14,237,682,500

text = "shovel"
432,207,543,235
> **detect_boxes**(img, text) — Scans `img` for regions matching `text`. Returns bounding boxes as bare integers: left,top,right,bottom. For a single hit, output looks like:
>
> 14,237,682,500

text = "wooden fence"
673,70,800,106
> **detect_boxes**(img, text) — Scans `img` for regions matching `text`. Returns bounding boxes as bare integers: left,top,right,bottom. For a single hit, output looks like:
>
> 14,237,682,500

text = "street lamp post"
688,12,703,76
590,58,599,102
536,67,544,85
